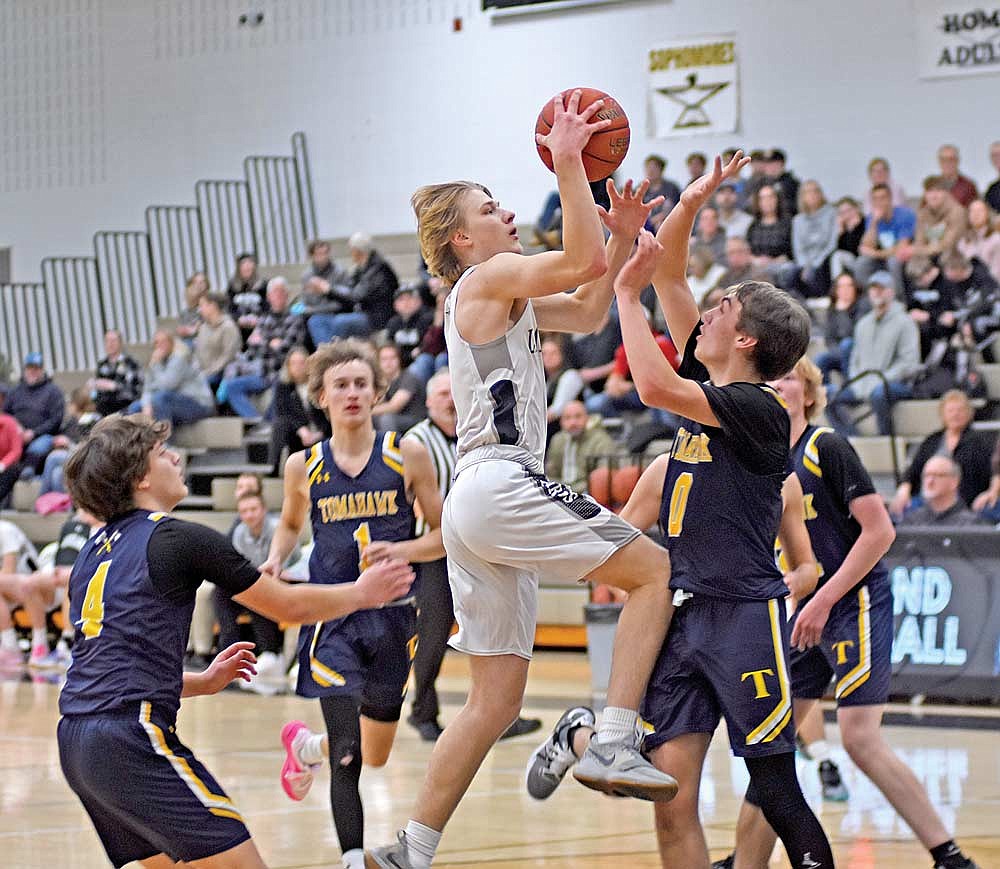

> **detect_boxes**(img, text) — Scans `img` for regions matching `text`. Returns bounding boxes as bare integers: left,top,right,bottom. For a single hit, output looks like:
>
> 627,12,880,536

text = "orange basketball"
535,87,630,182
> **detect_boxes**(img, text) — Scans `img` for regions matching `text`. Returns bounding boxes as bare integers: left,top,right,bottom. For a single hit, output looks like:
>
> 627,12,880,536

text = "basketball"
535,87,630,182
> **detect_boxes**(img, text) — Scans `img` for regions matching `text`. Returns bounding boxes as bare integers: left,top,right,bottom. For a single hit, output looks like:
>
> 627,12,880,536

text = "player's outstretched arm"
618,454,670,532
615,231,719,426
260,451,310,579
472,91,610,302
234,559,415,625
182,642,257,697
651,151,749,347
777,473,820,612
791,492,894,650
366,437,445,564
534,178,664,334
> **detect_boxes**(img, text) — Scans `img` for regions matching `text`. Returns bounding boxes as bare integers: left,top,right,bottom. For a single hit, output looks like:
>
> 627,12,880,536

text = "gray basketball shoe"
365,832,414,869
525,706,595,800
573,738,679,802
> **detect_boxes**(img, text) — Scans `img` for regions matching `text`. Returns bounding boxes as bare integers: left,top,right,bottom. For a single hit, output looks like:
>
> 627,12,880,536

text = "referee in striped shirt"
403,369,541,741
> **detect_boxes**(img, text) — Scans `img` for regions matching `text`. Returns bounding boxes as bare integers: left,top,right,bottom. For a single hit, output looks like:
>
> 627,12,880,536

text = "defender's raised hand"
599,178,664,240
614,229,663,301
679,150,750,213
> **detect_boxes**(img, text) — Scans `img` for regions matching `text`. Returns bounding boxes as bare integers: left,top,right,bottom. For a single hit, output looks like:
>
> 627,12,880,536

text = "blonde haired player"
367,91,679,869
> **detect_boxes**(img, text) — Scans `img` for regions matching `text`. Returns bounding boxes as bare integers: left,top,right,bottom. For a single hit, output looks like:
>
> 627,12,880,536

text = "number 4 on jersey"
80,560,111,639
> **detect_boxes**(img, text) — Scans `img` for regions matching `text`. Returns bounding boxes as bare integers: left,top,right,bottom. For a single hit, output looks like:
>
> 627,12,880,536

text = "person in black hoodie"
347,232,399,331
268,347,330,476
5,353,65,475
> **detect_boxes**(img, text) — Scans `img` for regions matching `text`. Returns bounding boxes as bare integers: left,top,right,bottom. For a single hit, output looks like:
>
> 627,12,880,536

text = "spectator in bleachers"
912,175,968,261
347,232,399,332
6,353,64,476
269,347,329,476
213,491,297,694
829,196,867,280
372,342,425,433
715,236,763,288
863,157,907,213
384,283,434,366
699,284,727,313
566,311,620,397
890,389,996,518
746,184,794,285
692,205,727,264
175,271,210,343
226,252,268,341
0,387,23,506
936,144,978,207
713,180,752,239
684,151,708,187
826,271,921,436
742,148,770,206
686,244,726,300
972,437,1000,522
764,148,800,214
296,240,368,345
816,273,868,384
852,183,917,290
89,329,143,417
409,287,449,384
218,277,306,419
194,292,242,392
40,388,100,496
787,179,839,297
543,336,584,441
545,400,618,493
898,455,987,526
985,141,1000,213
643,154,681,231
0,517,40,668
958,200,1000,282
128,330,214,427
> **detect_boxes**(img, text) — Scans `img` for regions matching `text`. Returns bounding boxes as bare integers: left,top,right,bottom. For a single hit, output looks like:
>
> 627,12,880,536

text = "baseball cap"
394,283,421,299
23,352,43,367
866,271,895,290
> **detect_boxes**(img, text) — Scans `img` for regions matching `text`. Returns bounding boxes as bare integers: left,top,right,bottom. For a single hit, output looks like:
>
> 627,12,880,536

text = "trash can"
584,602,623,704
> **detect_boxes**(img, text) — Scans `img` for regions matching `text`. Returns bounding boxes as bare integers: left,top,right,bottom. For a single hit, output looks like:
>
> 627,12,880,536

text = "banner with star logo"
647,35,740,138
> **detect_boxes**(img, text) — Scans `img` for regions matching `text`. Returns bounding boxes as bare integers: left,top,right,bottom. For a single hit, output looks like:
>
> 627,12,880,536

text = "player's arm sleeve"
147,520,261,604
676,323,709,383
817,433,877,506
699,381,788,476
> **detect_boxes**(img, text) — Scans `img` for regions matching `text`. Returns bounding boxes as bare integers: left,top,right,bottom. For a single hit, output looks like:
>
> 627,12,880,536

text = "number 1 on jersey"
80,559,111,639
667,472,693,537
353,522,371,572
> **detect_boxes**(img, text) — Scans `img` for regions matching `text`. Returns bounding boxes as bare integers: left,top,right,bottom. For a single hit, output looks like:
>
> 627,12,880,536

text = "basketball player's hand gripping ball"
535,87,630,182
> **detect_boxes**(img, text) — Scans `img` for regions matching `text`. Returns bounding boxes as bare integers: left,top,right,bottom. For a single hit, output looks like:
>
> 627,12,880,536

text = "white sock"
404,820,441,869
1,628,18,651
32,628,48,649
596,706,638,745
341,848,365,868
809,739,833,765
295,730,326,766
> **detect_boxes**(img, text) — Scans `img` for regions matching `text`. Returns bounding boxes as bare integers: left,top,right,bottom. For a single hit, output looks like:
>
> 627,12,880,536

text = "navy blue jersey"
659,327,789,601
306,432,416,593
789,425,888,599
60,512,259,718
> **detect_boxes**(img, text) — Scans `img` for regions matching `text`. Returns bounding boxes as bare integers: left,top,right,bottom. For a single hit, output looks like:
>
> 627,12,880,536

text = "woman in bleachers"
889,389,996,518
957,199,1000,283
175,272,210,344
542,336,584,443
786,180,839,298
686,244,726,300
226,252,268,342
815,273,868,384
126,329,215,428
268,347,329,476
746,183,794,286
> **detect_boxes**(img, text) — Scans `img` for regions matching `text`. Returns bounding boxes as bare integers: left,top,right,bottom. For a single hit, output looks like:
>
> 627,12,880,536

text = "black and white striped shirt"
404,418,457,537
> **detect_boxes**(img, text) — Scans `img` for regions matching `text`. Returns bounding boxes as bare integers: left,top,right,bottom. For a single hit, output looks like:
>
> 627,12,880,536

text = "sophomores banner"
647,34,739,138
916,1,1000,79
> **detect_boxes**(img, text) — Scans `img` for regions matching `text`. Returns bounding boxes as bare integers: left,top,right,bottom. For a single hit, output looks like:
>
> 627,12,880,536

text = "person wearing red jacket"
0,388,23,506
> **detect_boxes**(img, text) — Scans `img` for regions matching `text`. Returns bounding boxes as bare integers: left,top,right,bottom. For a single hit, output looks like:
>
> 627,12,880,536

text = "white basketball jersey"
445,266,547,474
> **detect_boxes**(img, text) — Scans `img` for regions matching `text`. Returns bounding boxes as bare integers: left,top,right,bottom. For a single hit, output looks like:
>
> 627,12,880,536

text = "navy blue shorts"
58,702,249,867
641,595,795,758
296,601,417,718
789,579,893,706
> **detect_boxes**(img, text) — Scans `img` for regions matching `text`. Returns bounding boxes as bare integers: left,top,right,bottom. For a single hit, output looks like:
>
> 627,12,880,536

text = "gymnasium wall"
1,0,996,284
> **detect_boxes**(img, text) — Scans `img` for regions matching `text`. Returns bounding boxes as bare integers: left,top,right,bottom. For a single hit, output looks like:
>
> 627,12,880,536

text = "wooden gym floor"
2,652,998,868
